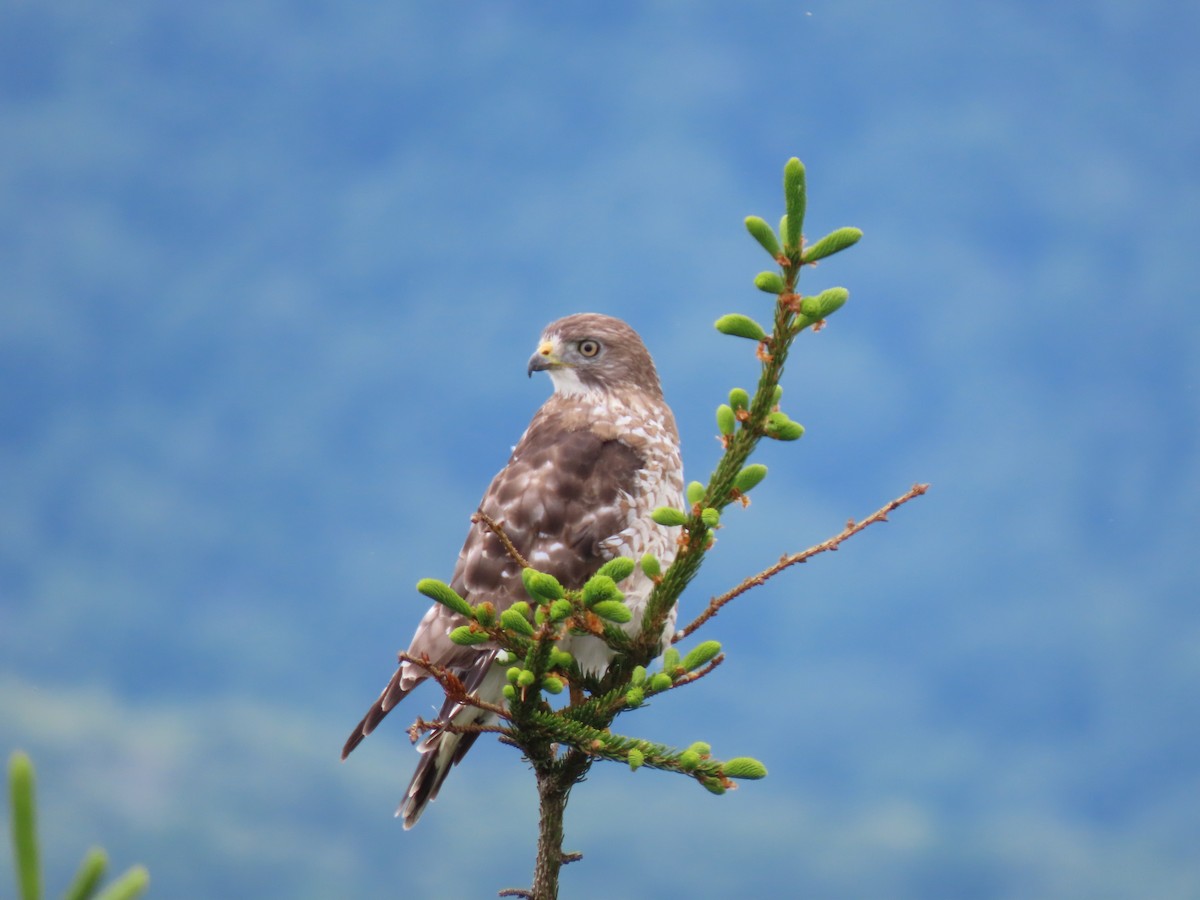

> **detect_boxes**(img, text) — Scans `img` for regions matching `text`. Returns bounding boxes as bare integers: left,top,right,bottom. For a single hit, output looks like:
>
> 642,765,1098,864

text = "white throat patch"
548,366,595,397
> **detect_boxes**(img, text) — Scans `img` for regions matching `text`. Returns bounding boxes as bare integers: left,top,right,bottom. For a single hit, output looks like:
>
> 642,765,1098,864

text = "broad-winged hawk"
342,313,683,827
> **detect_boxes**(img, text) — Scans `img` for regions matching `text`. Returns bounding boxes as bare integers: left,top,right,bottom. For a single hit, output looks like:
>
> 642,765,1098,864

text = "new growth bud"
800,287,849,321
744,215,782,259
783,157,807,253
722,758,769,780
582,575,621,606
803,226,862,263
716,404,736,436
499,608,535,636
449,625,490,646
591,600,632,624
416,579,473,619
522,568,565,602
734,464,768,493
595,557,636,583
651,507,688,527
681,640,722,672
714,314,767,341
764,412,805,441
754,271,786,294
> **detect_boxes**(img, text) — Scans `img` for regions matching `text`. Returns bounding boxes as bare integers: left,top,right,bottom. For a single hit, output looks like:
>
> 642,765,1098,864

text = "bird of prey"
342,313,684,827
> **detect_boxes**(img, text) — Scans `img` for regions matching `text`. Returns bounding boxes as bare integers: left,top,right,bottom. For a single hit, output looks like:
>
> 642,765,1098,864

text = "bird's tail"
342,659,426,760
398,657,507,828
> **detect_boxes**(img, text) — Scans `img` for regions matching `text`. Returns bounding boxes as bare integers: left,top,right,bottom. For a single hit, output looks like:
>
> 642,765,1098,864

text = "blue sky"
3,2,1198,897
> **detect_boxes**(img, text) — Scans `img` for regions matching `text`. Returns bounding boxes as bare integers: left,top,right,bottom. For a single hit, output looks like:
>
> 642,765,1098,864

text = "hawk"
342,313,684,827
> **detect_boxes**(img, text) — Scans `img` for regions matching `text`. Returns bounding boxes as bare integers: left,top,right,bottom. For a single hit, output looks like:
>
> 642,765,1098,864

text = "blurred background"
3,2,1198,897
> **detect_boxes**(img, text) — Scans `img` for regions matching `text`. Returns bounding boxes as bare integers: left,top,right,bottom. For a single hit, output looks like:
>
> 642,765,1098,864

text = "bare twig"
473,510,530,568
407,715,511,744
675,483,929,640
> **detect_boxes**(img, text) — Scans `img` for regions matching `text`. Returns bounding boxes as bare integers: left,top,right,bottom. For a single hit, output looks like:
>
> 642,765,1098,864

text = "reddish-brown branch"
397,651,511,719
675,483,929,641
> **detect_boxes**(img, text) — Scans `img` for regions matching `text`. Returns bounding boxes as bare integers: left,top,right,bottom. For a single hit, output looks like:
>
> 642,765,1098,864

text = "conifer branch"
388,156,923,900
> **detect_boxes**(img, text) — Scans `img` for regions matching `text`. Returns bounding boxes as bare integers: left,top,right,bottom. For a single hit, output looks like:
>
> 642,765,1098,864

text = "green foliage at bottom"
7,751,150,900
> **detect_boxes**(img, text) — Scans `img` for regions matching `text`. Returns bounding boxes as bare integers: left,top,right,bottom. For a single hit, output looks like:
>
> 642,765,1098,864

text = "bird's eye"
577,339,601,358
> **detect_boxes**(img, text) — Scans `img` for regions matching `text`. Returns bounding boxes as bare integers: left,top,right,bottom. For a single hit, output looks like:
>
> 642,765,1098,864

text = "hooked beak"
527,340,563,378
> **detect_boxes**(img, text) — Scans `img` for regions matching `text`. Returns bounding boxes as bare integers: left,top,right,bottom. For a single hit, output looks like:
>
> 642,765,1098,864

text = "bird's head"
527,313,663,398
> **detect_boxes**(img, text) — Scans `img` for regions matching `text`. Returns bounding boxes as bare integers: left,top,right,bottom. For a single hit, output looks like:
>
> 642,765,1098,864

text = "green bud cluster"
522,567,565,602
500,608,534,636
686,481,706,506
799,286,849,322
728,388,750,413
639,554,661,579
581,574,622,606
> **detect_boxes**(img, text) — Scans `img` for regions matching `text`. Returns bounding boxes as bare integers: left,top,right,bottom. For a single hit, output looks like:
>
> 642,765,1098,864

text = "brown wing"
341,408,643,758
